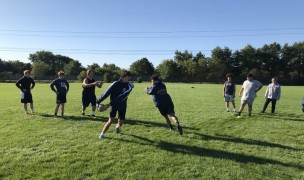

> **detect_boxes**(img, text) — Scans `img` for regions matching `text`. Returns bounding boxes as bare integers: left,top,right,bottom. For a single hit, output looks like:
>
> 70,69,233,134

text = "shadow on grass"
108,134,304,170
192,133,302,151
260,112,304,122
37,113,108,122
124,118,199,130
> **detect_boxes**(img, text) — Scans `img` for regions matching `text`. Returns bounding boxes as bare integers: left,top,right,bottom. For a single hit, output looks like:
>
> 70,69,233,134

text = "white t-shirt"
241,80,263,100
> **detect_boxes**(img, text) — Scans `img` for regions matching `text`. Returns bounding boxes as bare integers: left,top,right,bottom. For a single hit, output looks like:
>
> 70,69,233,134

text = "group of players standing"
15,69,183,140
223,73,281,117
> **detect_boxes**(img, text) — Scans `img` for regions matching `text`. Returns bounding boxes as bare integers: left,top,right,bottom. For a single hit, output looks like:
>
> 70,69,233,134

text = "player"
223,73,236,112
97,70,134,140
260,77,281,113
235,73,263,117
50,71,69,118
82,69,102,118
16,70,36,114
145,74,183,135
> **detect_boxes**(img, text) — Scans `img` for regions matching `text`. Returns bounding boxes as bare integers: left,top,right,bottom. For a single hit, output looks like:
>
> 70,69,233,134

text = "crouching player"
50,71,69,118
145,74,183,135
97,70,134,140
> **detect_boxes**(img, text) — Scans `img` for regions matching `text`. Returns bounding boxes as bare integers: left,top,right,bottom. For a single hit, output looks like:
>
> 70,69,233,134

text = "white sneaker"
99,133,105,140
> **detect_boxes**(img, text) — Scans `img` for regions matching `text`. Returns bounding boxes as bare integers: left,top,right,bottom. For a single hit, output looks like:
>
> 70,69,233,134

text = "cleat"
99,133,104,140
177,125,183,135
234,112,241,116
81,112,85,116
115,127,120,133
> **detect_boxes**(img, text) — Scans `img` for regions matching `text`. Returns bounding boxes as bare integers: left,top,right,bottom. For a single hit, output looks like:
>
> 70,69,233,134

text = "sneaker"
227,109,230,112
177,125,183,135
91,115,96,119
54,115,57,118
233,109,236,112
99,133,105,140
234,112,241,116
260,110,264,113
248,113,252,117
81,112,85,116
115,127,120,133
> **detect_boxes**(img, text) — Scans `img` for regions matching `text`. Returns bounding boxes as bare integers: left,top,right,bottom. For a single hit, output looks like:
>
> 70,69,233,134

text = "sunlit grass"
0,82,303,179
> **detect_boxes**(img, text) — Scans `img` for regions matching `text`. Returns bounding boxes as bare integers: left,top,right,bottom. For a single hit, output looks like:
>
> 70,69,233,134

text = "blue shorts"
109,105,127,120
56,93,66,104
82,95,96,107
21,92,33,103
157,102,175,116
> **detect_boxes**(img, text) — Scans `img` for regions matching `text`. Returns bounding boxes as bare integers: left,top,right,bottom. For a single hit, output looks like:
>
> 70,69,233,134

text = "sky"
1,0,304,69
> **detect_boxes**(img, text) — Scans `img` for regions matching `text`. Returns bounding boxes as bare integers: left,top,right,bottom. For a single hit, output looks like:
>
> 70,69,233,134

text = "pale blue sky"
1,0,304,68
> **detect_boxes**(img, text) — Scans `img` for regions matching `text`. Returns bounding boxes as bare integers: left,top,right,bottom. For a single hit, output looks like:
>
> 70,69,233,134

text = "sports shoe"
235,112,241,116
115,127,120,133
54,115,57,118
91,115,96,119
248,113,252,117
227,109,230,112
99,133,105,140
177,125,183,135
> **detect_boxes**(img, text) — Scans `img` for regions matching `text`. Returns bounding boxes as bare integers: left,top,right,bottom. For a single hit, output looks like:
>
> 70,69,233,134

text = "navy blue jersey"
97,79,133,108
16,76,35,91
224,81,235,95
82,78,96,97
146,80,173,107
50,78,69,94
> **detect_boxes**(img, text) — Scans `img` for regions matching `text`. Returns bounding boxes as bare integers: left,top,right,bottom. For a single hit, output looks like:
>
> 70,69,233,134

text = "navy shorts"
157,102,175,116
21,92,33,103
82,95,96,107
109,105,127,120
56,93,67,104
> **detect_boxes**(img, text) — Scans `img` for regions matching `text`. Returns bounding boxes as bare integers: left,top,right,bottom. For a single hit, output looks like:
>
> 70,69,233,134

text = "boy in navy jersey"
223,73,236,112
145,74,183,135
50,71,69,118
16,70,36,114
97,70,134,140
82,69,102,117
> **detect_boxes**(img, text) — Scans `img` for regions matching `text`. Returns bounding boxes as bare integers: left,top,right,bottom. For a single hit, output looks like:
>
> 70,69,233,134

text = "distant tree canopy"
1,41,304,84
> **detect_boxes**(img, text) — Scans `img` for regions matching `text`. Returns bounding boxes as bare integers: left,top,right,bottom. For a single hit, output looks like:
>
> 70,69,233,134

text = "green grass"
0,82,303,179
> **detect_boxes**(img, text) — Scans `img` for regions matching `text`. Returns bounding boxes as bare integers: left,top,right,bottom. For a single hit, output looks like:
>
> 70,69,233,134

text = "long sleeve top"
264,83,281,100
16,76,35,92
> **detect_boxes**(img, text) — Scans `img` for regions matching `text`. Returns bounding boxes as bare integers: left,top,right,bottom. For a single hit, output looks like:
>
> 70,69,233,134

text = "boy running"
50,71,69,118
97,70,134,140
16,70,36,114
145,74,183,135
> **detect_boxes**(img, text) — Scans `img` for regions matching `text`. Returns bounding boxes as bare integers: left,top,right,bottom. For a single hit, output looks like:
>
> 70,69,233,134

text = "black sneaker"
248,113,251,117
235,112,241,116
81,112,85,116
177,125,183,135
115,127,120,133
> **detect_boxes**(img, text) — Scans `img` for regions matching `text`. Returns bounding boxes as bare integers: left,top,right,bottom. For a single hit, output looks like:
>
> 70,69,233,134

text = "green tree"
31,62,49,79
129,58,154,77
156,60,180,81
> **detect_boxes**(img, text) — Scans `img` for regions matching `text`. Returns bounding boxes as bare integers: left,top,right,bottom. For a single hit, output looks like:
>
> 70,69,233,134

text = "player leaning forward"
97,70,134,140
145,74,183,135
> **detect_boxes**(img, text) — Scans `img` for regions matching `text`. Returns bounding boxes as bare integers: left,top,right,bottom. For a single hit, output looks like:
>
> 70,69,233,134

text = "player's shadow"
192,132,301,151
124,118,199,131
108,134,303,170
260,112,304,122
37,113,107,121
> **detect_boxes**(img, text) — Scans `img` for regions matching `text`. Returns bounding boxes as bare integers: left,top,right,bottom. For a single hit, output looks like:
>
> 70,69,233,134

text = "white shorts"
241,98,254,105
224,94,234,102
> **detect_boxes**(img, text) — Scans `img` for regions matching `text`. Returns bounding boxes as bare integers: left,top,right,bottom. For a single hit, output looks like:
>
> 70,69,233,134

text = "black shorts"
82,95,96,107
21,92,33,103
56,93,67,104
110,105,127,120
157,103,175,116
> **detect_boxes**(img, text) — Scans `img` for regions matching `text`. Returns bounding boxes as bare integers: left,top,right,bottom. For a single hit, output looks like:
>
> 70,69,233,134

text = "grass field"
0,82,303,179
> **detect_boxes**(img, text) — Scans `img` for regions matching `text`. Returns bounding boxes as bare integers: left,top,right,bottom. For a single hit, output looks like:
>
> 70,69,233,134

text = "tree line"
1,41,304,85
